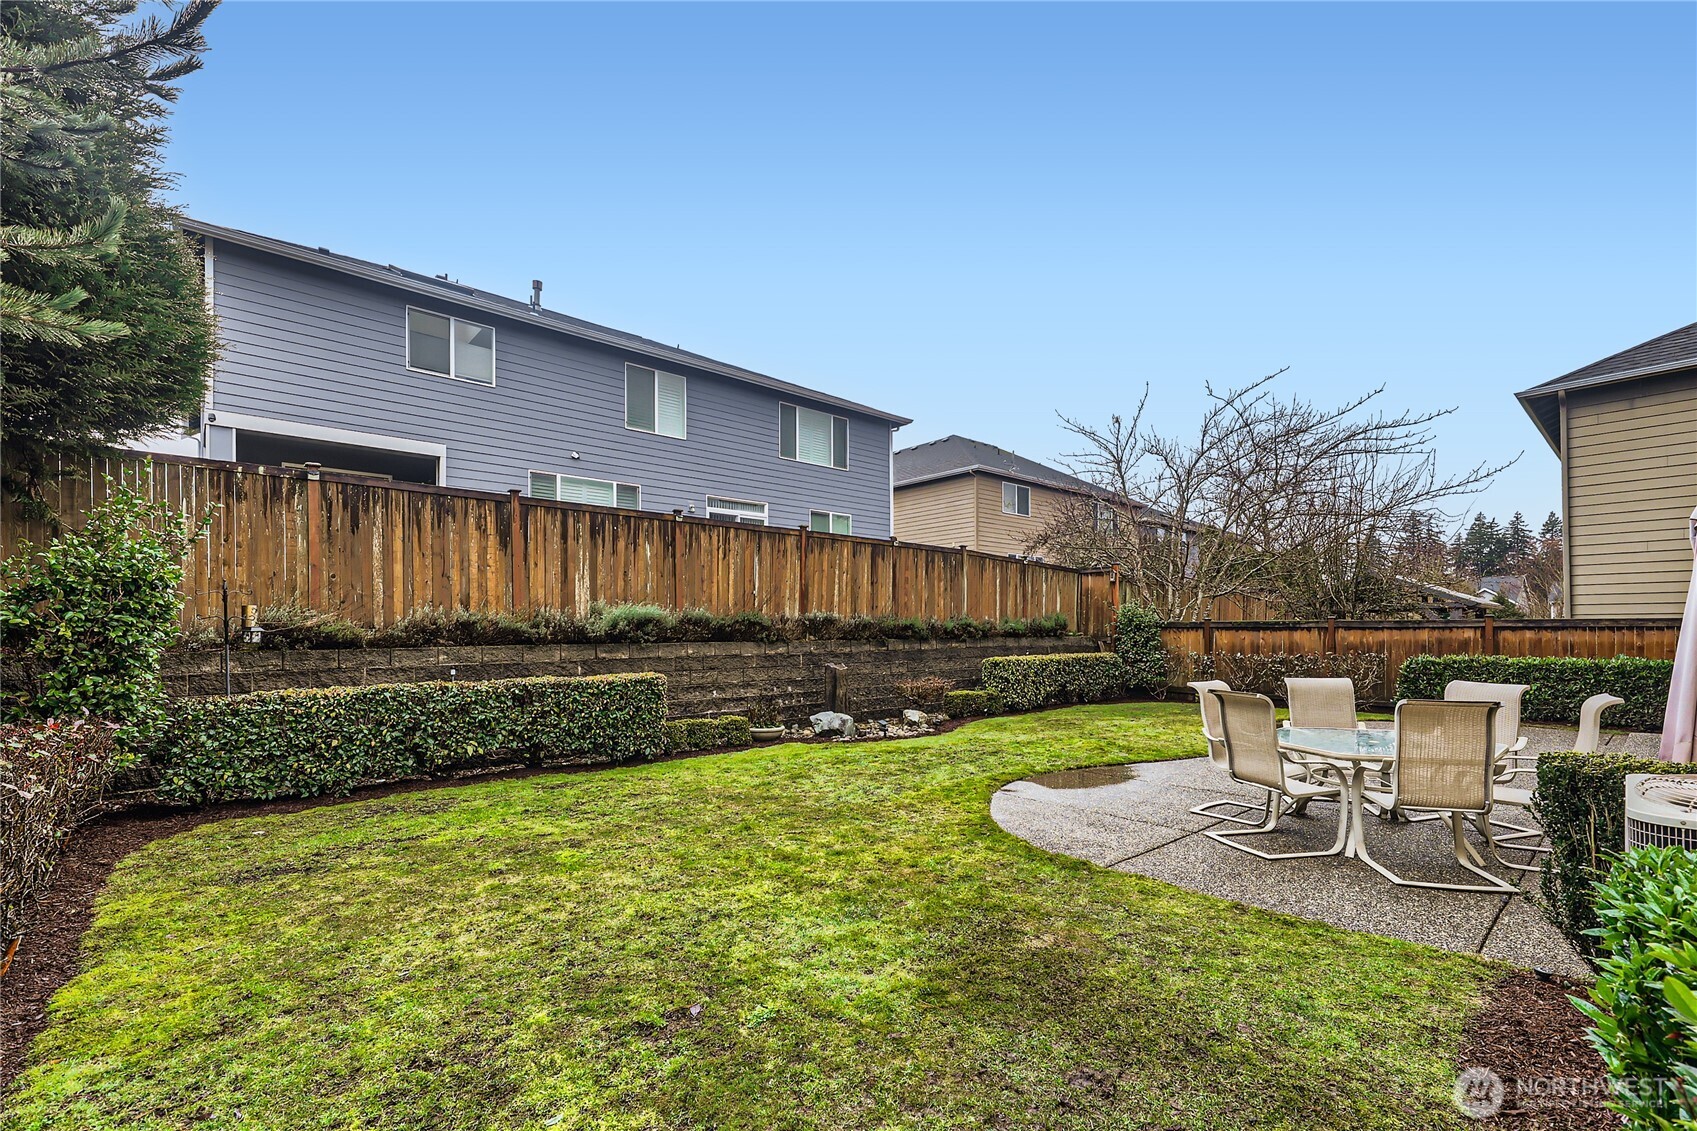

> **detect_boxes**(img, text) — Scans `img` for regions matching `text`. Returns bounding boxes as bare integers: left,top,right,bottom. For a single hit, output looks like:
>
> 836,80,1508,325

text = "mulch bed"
1463,970,1616,1130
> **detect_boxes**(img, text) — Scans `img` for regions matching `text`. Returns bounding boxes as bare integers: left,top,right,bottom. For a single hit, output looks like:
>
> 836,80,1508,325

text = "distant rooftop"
893,435,1100,493
1516,322,1697,451
182,218,911,426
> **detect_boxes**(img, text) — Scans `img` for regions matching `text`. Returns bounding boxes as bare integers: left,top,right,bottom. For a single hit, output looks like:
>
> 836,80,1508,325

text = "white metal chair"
1575,692,1626,754
1284,677,1363,730
1205,690,1347,860
1360,699,1517,893
1486,691,1626,868
1187,680,1270,826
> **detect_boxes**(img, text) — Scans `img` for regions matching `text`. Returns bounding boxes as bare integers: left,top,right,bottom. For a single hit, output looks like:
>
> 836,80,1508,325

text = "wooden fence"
1162,616,1683,702
1,454,1119,636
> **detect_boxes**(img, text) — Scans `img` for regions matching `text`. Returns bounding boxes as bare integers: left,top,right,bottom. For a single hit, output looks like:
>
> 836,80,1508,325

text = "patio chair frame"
1204,690,1348,861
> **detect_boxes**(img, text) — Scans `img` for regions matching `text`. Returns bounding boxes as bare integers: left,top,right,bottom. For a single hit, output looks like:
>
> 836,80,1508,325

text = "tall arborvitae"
0,0,219,497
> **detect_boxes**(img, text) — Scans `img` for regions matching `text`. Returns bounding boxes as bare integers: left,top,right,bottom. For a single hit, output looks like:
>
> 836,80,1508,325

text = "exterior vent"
1624,774,1697,851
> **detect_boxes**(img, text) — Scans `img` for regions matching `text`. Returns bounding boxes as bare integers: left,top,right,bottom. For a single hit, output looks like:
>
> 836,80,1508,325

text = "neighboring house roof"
1515,322,1697,452
1478,574,1527,608
181,218,911,427
1399,576,1498,609
893,435,1102,493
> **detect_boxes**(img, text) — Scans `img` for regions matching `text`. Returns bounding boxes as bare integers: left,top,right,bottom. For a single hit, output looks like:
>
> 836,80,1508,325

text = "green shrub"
1,476,209,754
1028,612,1069,637
941,690,1004,719
662,715,752,754
981,653,1130,712
1397,654,1671,731
1537,751,1693,957
256,603,370,649
1189,651,1386,701
1113,603,1168,696
1574,846,1697,1128
154,673,666,804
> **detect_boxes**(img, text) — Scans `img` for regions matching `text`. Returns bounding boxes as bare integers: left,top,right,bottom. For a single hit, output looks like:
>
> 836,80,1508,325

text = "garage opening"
236,431,440,485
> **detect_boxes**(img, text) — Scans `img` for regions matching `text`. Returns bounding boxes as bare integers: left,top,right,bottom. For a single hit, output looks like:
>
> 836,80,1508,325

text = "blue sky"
166,2,1696,528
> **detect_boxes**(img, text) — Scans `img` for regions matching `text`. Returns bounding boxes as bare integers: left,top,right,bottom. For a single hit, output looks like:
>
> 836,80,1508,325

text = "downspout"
1558,388,1572,617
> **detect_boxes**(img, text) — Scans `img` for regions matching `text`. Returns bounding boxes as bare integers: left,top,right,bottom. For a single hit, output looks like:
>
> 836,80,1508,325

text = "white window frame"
206,410,448,485
528,470,641,510
705,494,769,525
1002,481,1032,517
1095,502,1118,533
624,362,687,439
779,402,849,470
405,305,497,386
809,510,852,535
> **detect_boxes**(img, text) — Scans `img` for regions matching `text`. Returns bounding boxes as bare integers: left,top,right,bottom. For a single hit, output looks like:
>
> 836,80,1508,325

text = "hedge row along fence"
152,674,666,804
182,602,1073,652
981,653,1132,712
1398,655,1672,732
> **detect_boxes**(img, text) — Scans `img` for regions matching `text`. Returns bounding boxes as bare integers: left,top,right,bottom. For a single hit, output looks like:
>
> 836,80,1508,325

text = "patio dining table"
1277,725,1508,864
1278,727,1396,861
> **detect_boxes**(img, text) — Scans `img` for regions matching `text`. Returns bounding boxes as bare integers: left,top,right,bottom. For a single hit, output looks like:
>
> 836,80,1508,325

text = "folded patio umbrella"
1659,505,1697,764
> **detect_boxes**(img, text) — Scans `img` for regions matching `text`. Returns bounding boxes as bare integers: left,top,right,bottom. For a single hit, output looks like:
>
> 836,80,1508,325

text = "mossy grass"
8,703,1490,1130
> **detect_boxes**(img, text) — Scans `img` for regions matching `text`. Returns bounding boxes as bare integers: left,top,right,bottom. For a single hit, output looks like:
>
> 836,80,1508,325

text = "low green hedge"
981,653,1130,712
941,690,1004,719
1575,846,1697,1128
1537,750,1692,958
1397,654,1671,731
662,715,752,754
155,674,666,803
1188,651,1386,701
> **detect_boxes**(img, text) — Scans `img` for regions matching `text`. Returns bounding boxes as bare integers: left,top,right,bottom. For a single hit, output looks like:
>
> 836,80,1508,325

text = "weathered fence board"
1,453,1118,634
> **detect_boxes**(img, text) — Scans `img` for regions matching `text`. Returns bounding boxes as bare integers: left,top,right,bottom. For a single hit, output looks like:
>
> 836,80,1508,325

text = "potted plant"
748,692,784,741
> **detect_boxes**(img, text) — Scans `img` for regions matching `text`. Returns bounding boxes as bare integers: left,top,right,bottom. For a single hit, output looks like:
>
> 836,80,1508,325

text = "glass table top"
1279,726,1398,762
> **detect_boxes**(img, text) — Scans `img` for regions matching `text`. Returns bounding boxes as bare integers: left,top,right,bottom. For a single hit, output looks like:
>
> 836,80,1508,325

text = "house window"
780,403,848,469
406,307,495,384
625,363,687,439
529,471,640,510
706,495,768,525
810,511,852,535
1095,502,1118,533
1002,481,1031,517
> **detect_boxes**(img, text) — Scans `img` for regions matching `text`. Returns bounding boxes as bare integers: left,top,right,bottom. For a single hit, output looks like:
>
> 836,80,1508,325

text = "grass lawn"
6,703,1493,1130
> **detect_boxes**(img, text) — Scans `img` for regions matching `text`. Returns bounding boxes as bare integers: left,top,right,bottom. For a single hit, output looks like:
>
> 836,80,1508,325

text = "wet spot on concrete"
1025,765,1139,790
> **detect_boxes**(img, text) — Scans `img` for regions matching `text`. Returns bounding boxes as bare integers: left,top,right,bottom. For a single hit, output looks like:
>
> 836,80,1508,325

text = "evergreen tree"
1541,511,1562,541
1504,511,1533,570
1454,513,1509,578
1,0,219,497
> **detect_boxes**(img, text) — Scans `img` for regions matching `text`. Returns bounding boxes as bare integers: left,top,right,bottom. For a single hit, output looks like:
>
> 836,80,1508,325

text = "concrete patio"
990,725,1651,979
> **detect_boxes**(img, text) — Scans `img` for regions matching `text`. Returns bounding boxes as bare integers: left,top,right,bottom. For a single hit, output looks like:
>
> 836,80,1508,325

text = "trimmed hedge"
154,674,666,804
981,653,1130,712
662,715,752,754
1397,654,1671,731
1575,846,1697,1128
941,690,1004,719
1113,603,1168,696
1537,750,1692,958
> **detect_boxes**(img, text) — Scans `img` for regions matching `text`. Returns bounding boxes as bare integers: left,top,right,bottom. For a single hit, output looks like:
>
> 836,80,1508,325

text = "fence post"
797,524,810,615
303,462,323,610
1202,615,1215,656
1108,568,1120,642
507,489,528,613
1482,613,1496,654
959,545,970,619
889,536,900,618
1326,616,1338,655
671,510,685,609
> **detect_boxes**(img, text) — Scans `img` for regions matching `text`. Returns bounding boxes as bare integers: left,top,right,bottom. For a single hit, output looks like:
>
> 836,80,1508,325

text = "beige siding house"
1517,322,1697,618
893,435,1107,557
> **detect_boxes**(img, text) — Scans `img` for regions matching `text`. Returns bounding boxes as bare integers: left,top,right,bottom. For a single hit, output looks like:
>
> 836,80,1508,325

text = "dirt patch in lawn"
1463,970,1615,1130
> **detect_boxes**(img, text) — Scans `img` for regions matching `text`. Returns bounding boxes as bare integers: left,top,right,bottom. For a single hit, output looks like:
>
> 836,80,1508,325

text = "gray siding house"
178,220,909,536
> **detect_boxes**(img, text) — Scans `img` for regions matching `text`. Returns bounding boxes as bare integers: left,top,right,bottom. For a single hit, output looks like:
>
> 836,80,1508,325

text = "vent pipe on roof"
530,279,543,311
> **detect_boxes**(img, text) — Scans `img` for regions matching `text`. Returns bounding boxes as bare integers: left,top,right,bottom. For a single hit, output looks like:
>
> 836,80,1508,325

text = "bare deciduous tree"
1029,370,1517,619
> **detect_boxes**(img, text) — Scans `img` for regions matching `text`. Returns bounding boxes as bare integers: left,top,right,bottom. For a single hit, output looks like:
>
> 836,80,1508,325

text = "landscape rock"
902,709,928,724
810,711,856,738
